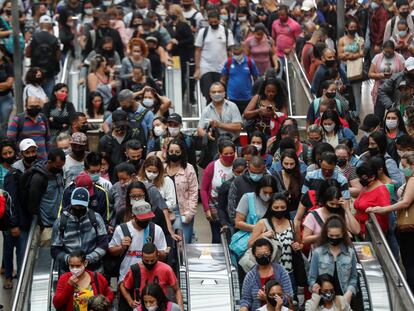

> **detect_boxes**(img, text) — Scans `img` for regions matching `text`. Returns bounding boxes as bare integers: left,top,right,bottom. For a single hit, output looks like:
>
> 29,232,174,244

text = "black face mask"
326,206,342,214
347,29,357,36
129,159,142,170
328,236,343,246
71,207,87,218
135,219,150,229
210,23,219,30
100,27,111,34
72,149,86,159
368,147,379,157
50,167,63,175
80,124,89,133
267,296,277,307
271,210,287,219
284,167,295,174
24,155,37,164
255,254,271,266
170,14,178,21
27,107,42,117
309,139,321,147
2,156,15,165
101,49,113,57
325,59,336,68
325,91,336,99
337,158,347,168
401,11,410,18
143,261,157,270
168,154,182,163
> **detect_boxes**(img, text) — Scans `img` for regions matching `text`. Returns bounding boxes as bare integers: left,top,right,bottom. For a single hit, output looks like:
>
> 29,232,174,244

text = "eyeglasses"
255,252,271,258
130,194,146,200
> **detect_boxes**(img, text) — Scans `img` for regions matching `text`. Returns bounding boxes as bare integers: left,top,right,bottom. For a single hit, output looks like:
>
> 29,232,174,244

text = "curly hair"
128,38,148,57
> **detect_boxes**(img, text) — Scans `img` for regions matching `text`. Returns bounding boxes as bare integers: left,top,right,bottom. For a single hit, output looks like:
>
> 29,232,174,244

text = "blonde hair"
169,4,186,23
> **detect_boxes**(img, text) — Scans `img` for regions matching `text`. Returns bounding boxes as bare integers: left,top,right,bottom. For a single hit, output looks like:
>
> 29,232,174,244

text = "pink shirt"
303,208,325,237
245,35,273,76
272,17,302,57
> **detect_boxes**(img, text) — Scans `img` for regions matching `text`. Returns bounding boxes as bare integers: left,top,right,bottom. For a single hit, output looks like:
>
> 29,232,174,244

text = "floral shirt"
73,285,94,311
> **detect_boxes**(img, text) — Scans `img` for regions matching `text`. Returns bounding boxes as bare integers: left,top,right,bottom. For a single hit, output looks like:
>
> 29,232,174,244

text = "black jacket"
83,27,124,60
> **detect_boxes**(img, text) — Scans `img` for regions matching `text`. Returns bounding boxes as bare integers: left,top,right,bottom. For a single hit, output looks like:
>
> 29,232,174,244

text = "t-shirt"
108,220,167,282
73,285,94,311
63,154,85,187
236,193,268,219
211,160,233,198
0,62,13,96
194,25,235,76
123,261,177,295
303,208,325,237
256,305,289,311
23,84,48,104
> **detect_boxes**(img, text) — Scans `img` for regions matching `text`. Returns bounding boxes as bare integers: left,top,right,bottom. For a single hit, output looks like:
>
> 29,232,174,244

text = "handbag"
0,17,25,55
289,221,308,287
346,57,363,81
397,179,414,232
229,193,258,257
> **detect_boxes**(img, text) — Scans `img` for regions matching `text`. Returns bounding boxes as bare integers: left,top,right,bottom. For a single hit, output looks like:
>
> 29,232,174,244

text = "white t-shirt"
109,220,167,282
23,84,48,103
182,8,204,30
194,25,234,76
63,155,84,187
256,305,289,311
211,160,233,198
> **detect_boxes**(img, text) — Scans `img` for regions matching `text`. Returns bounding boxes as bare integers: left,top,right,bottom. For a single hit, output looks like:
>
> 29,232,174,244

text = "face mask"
70,266,85,277
71,207,87,218
328,236,343,246
260,192,271,202
309,139,321,147
210,23,219,30
386,119,398,130
238,16,247,22
401,11,410,19
103,0,112,6
27,107,42,117
130,159,142,170
2,156,15,165
146,171,159,180
368,147,379,157
325,59,336,67
221,154,235,166
250,172,263,182
211,92,224,102
142,98,154,108
143,261,157,270
170,14,178,21
80,124,89,133
284,167,295,174
271,210,286,219
384,53,394,59
84,8,93,15
326,206,342,214
337,158,347,168
399,30,408,38
323,124,335,133
168,127,180,137
252,144,262,152
370,2,379,9
153,126,165,137
146,306,158,311
255,254,271,266
135,219,150,229
325,91,336,99
89,173,100,183
168,153,182,163
220,15,229,22
404,167,413,177
72,148,86,158
50,167,63,175
24,155,37,164
348,29,357,36
321,290,335,302
233,54,244,63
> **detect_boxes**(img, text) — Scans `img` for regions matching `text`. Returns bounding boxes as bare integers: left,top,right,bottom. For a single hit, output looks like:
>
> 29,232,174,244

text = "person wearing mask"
181,0,203,32
201,140,236,243
120,38,152,80
335,144,361,197
197,82,243,143
390,19,414,60
23,67,48,105
43,83,76,143
240,238,293,311
384,108,407,162
306,124,324,148
134,86,171,117
7,96,50,160
321,110,357,149
26,148,65,246
85,36,122,68
0,138,15,188
120,243,183,310
165,139,198,244
53,250,114,311
125,140,145,174
63,132,88,187
83,152,112,192
305,273,351,311
308,215,358,304
220,43,259,115
138,282,181,311
51,187,108,272
370,0,390,55
146,117,167,153
249,131,273,169
0,45,13,134
26,15,60,98
124,67,160,96
194,10,235,101
108,200,167,282
383,0,414,42
58,8,75,56
257,279,295,311
68,112,89,136
357,114,381,155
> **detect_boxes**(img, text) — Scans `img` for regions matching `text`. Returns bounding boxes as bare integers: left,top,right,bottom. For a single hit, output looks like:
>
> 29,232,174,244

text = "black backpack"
31,32,57,74
118,263,142,311
130,109,149,147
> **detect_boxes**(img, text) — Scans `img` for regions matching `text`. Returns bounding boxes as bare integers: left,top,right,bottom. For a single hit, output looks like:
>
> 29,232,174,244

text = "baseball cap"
19,138,37,152
71,187,90,208
39,15,52,24
132,200,155,220
301,0,316,11
71,132,87,145
112,110,129,126
360,114,380,132
167,113,182,124
405,57,414,71
75,172,95,197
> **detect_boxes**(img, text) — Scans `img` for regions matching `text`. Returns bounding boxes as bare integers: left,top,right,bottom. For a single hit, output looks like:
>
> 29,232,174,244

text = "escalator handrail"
179,235,191,311
367,213,414,302
59,53,72,84
284,56,294,117
11,215,39,311
220,231,236,310
289,51,313,92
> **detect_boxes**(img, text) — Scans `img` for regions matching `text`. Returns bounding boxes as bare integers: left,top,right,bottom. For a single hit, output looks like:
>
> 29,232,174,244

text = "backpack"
186,11,200,29
311,97,343,115
225,56,253,74
19,166,47,215
59,208,100,237
201,25,229,48
118,263,142,311
130,109,149,147
31,32,56,71
0,190,9,231
390,16,414,35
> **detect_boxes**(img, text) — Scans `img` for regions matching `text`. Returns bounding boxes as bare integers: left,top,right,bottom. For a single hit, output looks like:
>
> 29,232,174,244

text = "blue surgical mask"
250,172,263,182
90,173,100,183
399,30,408,38
370,2,379,9
404,167,413,177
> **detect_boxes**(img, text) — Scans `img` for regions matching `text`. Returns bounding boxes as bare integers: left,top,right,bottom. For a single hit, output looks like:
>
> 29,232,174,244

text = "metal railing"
221,232,240,310
365,214,414,310
59,54,72,84
11,216,40,311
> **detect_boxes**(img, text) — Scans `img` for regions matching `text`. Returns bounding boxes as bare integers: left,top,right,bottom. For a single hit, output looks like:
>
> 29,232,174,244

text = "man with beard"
63,132,89,187
68,112,89,135
125,140,145,174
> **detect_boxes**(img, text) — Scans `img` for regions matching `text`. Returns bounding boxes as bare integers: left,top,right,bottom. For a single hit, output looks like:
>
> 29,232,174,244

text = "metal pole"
337,0,345,39
11,1,23,113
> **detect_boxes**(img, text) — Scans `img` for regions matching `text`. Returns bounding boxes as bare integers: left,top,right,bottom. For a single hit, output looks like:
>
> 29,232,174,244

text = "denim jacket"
308,244,358,295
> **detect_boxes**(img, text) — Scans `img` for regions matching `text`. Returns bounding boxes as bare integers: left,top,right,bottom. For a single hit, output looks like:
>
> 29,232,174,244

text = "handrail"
11,215,39,311
59,53,72,84
367,213,414,302
284,56,294,117
221,231,236,310
290,52,313,91
47,260,57,311
181,237,191,311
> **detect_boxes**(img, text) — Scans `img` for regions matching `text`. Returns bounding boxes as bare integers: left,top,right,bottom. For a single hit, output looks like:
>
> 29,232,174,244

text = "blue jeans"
172,209,194,244
42,76,56,99
3,229,29,278
387,212,400,261
0,93,13,135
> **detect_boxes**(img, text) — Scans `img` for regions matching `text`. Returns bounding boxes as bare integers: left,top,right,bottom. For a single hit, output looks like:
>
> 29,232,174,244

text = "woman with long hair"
138,282,181,311
383,107,407,162
134,86,171,117
86,92,105,119
320,109,357,149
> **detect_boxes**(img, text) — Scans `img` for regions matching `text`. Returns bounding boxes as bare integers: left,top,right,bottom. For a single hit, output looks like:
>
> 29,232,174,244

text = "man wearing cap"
26,14,60,98
108,200,167,282
11,139,38,173
61,172,111,229
357,114,381,155
377,57,414,120
63,132,89,187
51,187,108,272
301,0,325,25
102,89,154,145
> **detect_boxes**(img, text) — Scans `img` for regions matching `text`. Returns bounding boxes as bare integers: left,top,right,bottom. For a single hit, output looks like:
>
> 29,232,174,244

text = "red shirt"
354,184,391,235
123,261,177,296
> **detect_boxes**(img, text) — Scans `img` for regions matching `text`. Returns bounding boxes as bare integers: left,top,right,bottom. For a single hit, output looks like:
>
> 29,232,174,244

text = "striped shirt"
301,169,350,200
7,112,50,160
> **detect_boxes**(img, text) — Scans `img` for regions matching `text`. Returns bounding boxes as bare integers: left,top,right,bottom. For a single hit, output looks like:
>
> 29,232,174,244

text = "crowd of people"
0,0,414,310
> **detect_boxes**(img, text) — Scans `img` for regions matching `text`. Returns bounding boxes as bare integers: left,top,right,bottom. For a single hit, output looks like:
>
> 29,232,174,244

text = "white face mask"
259,191,271,202
386,119,398,130
103,0,112,6
70,266,85,277
211,92,224,102
397,150,405,158
233,54,244,63
84,8,93,15
146,171,159,181
142,98,154,108
323,124,335,133
153,125,165,137
252,144,262,152
146,306,158,311
238,16,247,22
168,127,180,137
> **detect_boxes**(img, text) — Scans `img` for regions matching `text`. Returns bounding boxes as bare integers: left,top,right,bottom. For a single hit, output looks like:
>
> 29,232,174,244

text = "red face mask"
56,92,67,102
221,155,235,166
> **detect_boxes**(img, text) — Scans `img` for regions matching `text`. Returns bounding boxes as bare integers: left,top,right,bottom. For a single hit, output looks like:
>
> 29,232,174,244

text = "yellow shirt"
73,284,94,311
